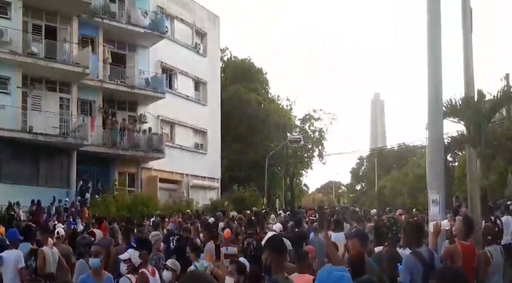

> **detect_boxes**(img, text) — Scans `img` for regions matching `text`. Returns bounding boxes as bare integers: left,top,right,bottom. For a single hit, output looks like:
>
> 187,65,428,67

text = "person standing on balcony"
120,118,128,147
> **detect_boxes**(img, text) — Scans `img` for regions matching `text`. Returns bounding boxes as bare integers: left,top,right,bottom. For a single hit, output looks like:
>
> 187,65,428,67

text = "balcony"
81,63,166,103
0,104,90,149
22,0,92,17
0,29,91,82
80,118,165,162
85,3,167,47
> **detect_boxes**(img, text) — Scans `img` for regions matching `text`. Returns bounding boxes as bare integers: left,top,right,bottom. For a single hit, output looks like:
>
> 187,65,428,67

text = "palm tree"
444,86,512,227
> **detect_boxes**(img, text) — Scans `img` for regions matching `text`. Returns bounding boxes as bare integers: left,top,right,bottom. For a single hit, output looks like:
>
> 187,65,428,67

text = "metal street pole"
374,157,378,192
271,168,285,210
461,0,481,230
264,140,288,207
427,0,446,221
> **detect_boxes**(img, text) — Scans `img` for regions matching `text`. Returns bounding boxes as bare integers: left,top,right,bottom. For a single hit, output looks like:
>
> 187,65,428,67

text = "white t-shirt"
1,249,25,283
330,232,346,255
502,215,512,245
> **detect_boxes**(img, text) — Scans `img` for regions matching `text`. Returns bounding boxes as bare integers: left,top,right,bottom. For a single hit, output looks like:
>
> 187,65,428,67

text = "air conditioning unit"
194,42,202,52
0,28,10,43
138,113,148,123
194,142,204,151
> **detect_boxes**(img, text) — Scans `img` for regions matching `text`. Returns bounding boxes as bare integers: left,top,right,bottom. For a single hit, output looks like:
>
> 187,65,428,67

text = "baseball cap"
54,228,65,239
238,257,250,273
6,228,22,244
346,228,370,247
229,211,237,218
165,259,181,274
315,265,352,283
149,231,163,244
208,217,215,224
272,223,283,233
261,231,277,246
223,229,232,239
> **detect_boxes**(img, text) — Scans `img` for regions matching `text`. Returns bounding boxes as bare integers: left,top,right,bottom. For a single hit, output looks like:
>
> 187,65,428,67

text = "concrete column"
98,27,104,81
426,0,446,221
70,150,77,201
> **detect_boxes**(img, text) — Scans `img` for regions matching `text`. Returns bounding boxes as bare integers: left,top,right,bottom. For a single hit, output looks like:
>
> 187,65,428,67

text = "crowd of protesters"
0,195,510,283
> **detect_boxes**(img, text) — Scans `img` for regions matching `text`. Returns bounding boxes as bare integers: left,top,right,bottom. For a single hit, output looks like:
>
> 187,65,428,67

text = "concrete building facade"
0,0,220,207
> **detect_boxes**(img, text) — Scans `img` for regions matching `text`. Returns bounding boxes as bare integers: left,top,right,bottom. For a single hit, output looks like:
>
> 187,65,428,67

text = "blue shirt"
399,247,441,283
77,272,114,283
308,235,326,270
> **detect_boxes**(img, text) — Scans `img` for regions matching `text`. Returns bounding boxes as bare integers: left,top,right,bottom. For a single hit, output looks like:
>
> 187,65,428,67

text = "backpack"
410,249,436,283
123,274,137,283
25,248,39,278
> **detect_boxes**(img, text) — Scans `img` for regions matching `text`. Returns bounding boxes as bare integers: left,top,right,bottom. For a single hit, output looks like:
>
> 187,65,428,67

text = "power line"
321,130,460,158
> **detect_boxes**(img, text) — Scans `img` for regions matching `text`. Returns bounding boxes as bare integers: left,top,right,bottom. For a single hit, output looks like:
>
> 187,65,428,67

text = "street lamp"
270,168,285,210
264,135,303,206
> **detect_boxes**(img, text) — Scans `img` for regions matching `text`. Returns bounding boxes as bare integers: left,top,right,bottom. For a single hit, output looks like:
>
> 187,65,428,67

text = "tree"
220,48,332,210
345,144,426,209
444,86,512,228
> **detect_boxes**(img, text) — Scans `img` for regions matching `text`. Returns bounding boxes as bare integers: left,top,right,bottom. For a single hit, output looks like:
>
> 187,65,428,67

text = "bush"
89,192,159,222
160,199,196,216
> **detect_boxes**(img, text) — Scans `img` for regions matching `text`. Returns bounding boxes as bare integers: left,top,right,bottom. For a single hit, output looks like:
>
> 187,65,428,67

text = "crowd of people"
0,196,511,283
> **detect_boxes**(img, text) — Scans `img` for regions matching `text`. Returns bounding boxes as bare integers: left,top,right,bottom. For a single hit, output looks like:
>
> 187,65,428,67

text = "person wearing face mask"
162,259,180,283
118,249,137,283
73,235,95,283
76,243,114,283
131,236,161,283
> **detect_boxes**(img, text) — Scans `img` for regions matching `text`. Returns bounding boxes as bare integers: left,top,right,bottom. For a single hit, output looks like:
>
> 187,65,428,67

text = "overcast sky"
196,0,512,191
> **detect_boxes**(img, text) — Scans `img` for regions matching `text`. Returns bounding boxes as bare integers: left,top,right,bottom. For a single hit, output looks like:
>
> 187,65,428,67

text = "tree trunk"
466,146,482,248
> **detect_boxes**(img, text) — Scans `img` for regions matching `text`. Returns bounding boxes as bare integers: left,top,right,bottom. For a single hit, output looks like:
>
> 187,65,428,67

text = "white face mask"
162,270,173,283
130,250,142,267
120,262,129,275
223,259,230,267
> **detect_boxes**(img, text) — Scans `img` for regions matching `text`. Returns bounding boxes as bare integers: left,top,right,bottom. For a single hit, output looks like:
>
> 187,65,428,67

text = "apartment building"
142,0,221,207
0,0,220,207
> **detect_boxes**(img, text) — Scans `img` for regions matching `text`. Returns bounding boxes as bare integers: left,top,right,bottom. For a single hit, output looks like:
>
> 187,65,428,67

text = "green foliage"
340,80,512,209
224,187,263,212
220,48,332,209
160,199,196,216
89,192,159,222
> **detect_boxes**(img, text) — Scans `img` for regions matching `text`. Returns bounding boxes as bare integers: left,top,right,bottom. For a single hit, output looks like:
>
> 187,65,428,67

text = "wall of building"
0,0,23,31
0,63,20,130
147,0,220,179
79,20,100,79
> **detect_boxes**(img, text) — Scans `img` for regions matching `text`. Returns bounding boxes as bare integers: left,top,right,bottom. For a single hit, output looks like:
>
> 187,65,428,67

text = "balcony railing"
0,104,89,141
102,62,166,93
88,3,168,35
89,122,165,154
0,28,91,67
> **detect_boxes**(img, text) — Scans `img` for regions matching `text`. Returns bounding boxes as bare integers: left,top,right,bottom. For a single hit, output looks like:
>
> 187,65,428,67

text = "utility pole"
427,0,446,221
461,0,481,236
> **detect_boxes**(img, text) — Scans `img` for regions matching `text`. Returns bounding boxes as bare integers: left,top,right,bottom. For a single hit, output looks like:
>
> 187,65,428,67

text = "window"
193,80,203,101
22,75,71,95
0,1,11,19
79,35,97,54
0,140,70,188
193,129,207,151
161,121,175,144
162,67,178,91
78,99,95,117
103,98,137,113
117,171,136,190
0,76,10,94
